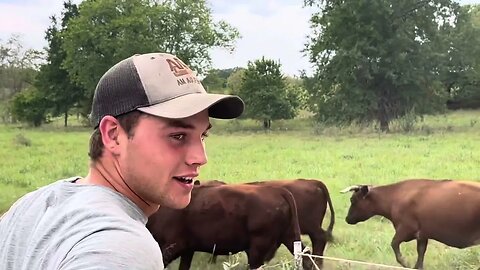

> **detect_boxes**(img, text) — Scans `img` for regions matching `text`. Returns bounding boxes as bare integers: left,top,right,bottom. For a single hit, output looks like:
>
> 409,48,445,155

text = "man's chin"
161,197,191,209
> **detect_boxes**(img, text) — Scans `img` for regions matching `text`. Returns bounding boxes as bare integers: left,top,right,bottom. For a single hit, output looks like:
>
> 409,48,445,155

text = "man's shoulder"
59,227,163,269
2,178,147,233
64,183,148,223
0,178,162,270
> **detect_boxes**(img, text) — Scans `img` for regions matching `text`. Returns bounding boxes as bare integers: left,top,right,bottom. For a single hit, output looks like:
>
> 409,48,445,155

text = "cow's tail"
279,187,302,242
318,181,335,242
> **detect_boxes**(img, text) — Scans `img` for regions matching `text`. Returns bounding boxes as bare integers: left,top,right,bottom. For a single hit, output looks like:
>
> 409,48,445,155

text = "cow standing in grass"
204,178,335,269
248,179,335,268
147,183,313,270
341,179,480,269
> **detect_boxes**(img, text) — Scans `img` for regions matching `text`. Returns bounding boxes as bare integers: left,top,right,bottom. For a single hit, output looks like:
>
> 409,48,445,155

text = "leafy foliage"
202,68,236,93
238,58,302,128
304,0,460,131
226,68,246,95
0,34,43,123
0,35,42,100
441,4,480,109
34,1,84,127
61,0,240,117
10,87,50,127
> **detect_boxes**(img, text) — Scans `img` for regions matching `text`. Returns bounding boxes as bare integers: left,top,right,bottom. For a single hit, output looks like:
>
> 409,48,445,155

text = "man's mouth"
173,176,194,184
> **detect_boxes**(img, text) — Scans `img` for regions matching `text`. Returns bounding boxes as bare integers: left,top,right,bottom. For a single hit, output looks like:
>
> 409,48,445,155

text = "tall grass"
1,110,479,269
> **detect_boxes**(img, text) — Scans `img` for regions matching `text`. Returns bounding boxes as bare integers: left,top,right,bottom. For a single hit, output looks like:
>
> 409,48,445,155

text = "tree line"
1,0,479,131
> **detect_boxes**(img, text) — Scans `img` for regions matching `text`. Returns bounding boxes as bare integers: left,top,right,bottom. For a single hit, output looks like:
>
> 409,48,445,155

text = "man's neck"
78,159,160,216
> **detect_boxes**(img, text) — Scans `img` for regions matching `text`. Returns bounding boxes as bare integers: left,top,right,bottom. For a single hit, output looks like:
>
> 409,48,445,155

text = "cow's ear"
194,180,201,185
360,185,370,198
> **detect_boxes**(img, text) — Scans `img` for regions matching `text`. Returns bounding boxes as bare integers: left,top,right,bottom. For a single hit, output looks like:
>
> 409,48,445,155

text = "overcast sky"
0,0,478,76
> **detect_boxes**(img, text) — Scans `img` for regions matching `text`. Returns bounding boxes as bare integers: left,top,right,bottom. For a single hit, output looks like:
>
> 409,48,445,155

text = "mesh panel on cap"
90,57,150,127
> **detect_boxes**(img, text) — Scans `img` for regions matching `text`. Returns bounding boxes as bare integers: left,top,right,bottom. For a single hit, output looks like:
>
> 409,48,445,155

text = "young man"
0,53,244,269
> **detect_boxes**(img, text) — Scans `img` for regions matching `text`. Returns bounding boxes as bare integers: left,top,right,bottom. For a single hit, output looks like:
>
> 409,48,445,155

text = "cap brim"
137,93,244,119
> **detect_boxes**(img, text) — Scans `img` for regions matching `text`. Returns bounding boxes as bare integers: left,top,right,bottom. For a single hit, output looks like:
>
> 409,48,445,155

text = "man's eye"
201,133,209,141
171,134,185,141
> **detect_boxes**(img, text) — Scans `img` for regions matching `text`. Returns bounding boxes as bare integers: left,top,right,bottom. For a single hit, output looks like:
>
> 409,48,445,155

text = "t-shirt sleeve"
58,229,163,270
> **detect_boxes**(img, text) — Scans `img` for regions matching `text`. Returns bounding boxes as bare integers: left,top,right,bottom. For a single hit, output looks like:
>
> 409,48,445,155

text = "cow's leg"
247,236,275,269
178,251,194,270
413,238,428,270
161,242,186,267
309,231,328,269
391,226,415,268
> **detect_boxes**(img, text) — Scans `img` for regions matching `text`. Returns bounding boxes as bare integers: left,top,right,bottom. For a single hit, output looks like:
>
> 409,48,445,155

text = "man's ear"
98,116,122,155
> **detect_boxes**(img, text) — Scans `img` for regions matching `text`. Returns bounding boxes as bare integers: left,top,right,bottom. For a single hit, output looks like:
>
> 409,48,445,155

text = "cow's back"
254,179,330,233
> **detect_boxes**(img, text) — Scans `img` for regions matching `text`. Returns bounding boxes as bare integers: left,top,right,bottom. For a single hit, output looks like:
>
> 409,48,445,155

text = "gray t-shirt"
0,177,163,270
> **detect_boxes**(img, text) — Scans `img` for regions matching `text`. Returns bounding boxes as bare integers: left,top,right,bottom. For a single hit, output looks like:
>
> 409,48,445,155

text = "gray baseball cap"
90,52,244,128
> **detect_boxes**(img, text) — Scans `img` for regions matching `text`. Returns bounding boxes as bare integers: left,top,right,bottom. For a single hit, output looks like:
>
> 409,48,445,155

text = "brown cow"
247,179,335,268
341,179,480,269
147,183,312,270
203,178,335,268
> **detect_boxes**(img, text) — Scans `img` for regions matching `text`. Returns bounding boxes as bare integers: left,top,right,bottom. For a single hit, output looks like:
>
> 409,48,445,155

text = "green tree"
0,35,42,95
202,68,235,93
226,67,246,95
304,0,459,131
61,0,240,118
285,76,309,111
0,34,43,123
10,86,49,127
35,1,84,127
238,57,300,129
441,4,480,109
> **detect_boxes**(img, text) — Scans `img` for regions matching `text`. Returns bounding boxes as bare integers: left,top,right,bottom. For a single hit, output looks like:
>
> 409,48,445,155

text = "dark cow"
341,179,480,269
247,179,335,268
202,178,335,268
147,183,312,270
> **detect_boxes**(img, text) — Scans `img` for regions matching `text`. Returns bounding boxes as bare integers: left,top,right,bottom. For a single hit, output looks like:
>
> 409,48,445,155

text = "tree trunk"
379,117,389,132
263,119,272,129
378,98,390,132
64,111,68,127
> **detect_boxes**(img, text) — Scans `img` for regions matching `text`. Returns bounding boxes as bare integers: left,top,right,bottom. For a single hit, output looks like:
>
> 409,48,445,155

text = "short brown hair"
88,111,144,161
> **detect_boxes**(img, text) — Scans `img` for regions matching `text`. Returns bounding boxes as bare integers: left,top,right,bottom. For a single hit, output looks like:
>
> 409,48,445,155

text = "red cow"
147,183,312,269
202,178,335,268
342,179,480,269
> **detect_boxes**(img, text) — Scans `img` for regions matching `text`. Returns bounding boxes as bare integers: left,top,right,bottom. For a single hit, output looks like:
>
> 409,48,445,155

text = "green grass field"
1,110,479,269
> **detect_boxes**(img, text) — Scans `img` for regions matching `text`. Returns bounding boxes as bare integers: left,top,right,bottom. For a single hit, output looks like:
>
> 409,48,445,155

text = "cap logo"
166,57,201,87
166,57,192,77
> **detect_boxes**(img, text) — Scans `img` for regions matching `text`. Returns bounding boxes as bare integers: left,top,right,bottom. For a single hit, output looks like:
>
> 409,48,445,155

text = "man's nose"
186,140,208,166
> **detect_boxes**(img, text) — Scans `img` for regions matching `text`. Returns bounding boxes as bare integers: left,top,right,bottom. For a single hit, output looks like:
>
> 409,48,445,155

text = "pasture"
0,110,479,269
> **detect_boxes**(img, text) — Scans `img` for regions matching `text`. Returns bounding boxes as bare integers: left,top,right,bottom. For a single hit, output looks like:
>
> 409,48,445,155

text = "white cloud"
210,1,314,76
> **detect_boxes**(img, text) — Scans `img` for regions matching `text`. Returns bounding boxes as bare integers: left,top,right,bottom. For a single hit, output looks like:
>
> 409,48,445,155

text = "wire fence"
292,251,417,270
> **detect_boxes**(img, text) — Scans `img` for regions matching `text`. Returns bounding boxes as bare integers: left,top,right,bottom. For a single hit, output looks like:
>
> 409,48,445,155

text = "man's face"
118,110,210,209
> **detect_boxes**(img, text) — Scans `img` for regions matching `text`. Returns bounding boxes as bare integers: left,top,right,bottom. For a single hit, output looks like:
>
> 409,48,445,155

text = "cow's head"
341,185,374,224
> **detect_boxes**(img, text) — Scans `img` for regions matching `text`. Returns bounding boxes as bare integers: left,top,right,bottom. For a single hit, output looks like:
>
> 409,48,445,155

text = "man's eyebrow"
166,120,212,131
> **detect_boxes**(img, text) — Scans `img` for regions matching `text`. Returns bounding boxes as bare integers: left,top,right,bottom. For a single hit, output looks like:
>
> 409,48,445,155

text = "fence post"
294,241,302,270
